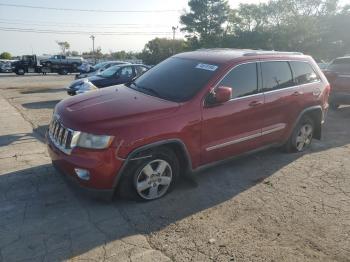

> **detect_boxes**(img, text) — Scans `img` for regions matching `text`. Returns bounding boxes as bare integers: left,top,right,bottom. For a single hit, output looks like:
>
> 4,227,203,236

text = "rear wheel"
16,68,25,75
330,103,340,110
284,116,314,153
59,68,68,75
118,147,179,201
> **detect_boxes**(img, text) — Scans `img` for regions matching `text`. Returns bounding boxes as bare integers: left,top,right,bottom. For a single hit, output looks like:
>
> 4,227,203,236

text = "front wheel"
118,148,179,201
284,116,314,153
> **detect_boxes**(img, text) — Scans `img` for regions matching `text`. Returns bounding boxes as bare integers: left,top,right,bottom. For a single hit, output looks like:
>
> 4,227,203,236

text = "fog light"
74,168,90,181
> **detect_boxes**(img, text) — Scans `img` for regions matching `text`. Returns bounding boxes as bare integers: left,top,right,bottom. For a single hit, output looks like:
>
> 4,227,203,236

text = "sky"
0,0,348,55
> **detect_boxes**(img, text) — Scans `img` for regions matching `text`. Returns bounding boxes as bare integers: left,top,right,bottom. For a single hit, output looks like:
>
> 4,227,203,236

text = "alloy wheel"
135,159,173,200
296,123,313,151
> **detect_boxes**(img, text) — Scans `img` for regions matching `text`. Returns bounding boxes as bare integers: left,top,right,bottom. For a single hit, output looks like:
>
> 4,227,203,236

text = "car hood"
57,85,180,134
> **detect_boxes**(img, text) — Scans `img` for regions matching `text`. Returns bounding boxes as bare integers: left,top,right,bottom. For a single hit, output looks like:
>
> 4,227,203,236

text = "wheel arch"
113,139,192,189
295,106,323,140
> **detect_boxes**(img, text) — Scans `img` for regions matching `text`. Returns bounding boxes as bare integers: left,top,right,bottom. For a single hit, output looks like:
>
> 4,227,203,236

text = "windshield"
99,65,120,77
133,57,219,102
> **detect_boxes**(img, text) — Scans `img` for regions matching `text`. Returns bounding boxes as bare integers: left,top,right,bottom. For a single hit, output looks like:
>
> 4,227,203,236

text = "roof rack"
243,51,303,56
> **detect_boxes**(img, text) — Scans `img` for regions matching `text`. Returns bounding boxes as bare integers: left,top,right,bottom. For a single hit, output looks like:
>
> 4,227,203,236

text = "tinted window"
219,63,258,99
328,58,350,74
290,61,319,85
136,66,148,76
100,65,120,77
119,66,133,78
133,57,219,102
261,61,293,91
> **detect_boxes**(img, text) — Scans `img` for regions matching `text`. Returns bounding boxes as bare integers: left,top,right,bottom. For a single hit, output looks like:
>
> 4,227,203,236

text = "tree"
180,0,230,47
0,52,11,59
139,38,187,65
56,41,70,55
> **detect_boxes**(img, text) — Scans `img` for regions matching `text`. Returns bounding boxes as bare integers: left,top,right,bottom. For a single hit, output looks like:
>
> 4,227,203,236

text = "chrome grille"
48,117,74,154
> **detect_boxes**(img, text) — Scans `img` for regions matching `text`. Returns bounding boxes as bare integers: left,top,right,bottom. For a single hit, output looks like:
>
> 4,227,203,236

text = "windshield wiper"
127,81,162,98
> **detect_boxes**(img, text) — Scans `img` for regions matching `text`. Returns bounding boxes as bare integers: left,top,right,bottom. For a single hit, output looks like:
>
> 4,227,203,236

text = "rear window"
133,57,219,102
290,61,319,85
261,61,294,91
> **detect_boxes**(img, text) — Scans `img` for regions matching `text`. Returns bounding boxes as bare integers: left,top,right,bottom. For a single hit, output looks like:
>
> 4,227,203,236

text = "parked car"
75,61,130,79
47,49,330,201
0,61,13,73
78,62,93,74
323,56,350,109
67,64,149,95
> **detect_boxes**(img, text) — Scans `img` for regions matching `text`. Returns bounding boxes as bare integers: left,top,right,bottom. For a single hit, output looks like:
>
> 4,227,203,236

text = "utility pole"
90,35,95,64
172,26,178,54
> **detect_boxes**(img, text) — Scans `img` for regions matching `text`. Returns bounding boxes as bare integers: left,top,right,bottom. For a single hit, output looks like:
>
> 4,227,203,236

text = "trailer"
11,55,80,75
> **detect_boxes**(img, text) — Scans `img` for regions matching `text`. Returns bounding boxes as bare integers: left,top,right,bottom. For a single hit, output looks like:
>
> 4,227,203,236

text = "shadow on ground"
0,107,349,261
20,88,66,94
22,100,61,109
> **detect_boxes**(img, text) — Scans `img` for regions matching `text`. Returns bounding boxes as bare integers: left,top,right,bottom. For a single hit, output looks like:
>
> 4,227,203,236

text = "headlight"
76,81,97,94
71,131,113,149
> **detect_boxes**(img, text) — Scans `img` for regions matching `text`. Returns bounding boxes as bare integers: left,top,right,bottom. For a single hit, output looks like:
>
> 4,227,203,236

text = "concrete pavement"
0,95,171,262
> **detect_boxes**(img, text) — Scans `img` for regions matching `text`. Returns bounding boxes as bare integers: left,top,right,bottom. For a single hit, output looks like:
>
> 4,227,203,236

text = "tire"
330,103,340,110
16,68,25,75
118,147,179,201
59,69,68,75
284,116,314,153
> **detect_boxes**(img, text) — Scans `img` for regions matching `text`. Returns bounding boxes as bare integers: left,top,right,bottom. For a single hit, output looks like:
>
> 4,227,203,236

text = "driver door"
115,66,135,84
201,62,265,165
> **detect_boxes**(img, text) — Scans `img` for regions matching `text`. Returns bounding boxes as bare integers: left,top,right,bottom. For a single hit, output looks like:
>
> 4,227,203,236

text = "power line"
0,26,173,36
0,18,172,27
0,3,181,13
0,20,172,29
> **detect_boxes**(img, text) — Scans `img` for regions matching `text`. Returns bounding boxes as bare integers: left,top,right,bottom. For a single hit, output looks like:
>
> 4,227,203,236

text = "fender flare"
292,105,324,140
113,139,192,189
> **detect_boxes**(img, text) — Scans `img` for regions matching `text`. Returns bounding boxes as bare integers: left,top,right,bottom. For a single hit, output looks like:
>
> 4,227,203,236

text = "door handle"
292,91,303,96
249,101,263,107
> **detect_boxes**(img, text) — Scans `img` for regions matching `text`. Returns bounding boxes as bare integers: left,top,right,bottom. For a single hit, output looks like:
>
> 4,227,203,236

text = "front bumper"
47,134,124,195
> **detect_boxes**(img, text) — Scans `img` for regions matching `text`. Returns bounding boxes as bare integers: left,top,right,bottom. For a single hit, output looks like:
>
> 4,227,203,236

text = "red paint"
47,50,329,192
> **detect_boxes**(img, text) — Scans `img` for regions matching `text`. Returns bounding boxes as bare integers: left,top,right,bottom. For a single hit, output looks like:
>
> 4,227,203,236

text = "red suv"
323,56,350,109
47,49,330,201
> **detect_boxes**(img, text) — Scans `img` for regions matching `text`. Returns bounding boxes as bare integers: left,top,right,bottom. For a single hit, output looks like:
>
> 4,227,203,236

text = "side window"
136,66,148,76
218,63,258,99
290,61,319,85
119,66,133,78
261,61,293,91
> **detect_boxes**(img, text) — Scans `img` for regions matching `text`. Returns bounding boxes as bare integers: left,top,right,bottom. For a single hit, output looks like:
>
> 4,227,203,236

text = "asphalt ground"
0,73,349,261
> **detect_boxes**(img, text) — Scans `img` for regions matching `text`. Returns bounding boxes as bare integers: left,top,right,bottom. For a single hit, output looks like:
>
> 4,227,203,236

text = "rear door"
260,61,303,145
201,62,265,164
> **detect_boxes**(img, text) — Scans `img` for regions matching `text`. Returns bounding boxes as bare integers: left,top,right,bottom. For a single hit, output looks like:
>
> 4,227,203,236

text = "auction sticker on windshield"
195,63,218,71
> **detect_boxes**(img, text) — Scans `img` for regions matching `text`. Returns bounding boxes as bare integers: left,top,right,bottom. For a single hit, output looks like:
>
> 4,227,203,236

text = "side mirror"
207,86,232,106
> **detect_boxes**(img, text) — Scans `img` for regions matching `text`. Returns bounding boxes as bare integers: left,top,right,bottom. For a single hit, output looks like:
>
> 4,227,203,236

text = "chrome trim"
48,116,75,155
206,132,261,151
206,59,322,104
261,125,286,136
206,124,286,151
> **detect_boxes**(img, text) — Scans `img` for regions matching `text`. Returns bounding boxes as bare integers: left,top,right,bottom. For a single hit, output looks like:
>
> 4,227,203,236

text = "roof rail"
243,51,303,56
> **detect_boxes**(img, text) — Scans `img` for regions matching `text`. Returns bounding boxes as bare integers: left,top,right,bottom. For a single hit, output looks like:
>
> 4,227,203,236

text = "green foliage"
0,52,11,59
180,0,349,60
139,38,187,65
56,41,70,55
110,51,138,60
180,0,230,47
